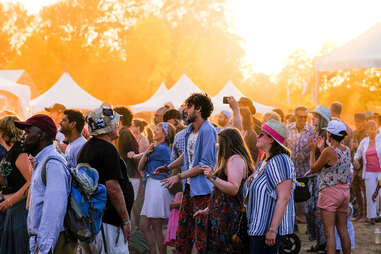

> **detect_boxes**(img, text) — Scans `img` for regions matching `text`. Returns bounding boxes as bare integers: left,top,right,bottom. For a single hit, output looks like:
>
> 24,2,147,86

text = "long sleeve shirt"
28,144,71,254
183,120,217,197
65,136,87,168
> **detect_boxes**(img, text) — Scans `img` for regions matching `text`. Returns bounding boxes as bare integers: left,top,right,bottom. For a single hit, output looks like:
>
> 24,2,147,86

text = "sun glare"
227,0,381,74
3,0,381,74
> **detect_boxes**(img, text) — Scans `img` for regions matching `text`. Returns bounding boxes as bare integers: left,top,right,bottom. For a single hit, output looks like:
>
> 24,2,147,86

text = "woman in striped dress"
245,119,296,254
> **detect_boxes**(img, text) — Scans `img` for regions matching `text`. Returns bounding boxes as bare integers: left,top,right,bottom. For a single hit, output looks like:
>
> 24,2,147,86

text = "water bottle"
375,227,381,244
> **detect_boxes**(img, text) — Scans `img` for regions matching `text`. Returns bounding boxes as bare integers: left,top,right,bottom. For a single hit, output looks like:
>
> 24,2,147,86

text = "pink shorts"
318,184,350,213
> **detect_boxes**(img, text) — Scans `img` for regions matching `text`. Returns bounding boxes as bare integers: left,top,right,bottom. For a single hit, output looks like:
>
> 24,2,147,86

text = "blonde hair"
0,116,22,146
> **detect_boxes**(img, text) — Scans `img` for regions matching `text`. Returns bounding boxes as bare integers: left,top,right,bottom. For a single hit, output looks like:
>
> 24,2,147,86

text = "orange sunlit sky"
2,0,381,74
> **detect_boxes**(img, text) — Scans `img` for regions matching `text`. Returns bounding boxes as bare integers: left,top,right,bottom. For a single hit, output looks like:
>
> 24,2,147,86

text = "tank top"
319,146,351,191
0,142,26,194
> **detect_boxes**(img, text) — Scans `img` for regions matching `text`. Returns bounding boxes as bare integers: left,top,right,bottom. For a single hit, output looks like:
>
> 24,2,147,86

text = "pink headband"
262,124,285,144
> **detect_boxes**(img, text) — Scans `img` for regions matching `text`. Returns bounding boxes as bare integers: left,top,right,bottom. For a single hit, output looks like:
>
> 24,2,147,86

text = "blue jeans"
249,235,284,254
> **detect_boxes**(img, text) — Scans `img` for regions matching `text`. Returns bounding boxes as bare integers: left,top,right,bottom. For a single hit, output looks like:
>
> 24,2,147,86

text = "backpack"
42,156,107,242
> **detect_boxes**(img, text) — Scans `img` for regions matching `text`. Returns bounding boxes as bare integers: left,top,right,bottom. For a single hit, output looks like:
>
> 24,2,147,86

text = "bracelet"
211,175,217,181
268,228,277,234
122,220,130,226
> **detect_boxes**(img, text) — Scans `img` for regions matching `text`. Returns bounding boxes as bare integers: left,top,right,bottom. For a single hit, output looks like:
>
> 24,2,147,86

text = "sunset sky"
2,0,381,74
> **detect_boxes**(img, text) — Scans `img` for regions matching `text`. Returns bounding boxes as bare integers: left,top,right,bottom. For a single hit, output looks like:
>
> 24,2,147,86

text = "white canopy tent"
162,74,202,108
130,82,168,113
316,22,381,71
212,81,274,114
314,22,381,103
0,77,31,117
31,73,102,113
0,70,24,82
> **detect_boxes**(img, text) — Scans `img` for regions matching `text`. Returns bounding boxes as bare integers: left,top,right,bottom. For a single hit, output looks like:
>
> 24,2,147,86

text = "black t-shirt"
77,137,131,226
0,142,26,195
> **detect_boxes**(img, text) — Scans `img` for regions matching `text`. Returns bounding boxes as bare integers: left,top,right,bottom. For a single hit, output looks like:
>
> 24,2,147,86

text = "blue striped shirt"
245,154,296,236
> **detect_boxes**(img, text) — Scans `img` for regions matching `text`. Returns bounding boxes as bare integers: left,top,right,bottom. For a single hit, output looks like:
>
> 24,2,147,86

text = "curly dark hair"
114,106,133,127
185,93,214,120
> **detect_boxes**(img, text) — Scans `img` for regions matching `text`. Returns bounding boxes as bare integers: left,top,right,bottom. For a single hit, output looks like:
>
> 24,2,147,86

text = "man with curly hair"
155,93,217,254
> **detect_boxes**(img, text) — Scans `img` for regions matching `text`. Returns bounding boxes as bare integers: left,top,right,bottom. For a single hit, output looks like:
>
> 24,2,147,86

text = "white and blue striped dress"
245,154,296,236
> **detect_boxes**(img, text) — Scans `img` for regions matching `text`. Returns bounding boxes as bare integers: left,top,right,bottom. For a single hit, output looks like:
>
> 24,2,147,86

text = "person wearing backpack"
14,114,77,254
77,106,133,254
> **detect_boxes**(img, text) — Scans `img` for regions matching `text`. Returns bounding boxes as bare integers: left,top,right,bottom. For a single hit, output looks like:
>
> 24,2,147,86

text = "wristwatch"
122,220,130,226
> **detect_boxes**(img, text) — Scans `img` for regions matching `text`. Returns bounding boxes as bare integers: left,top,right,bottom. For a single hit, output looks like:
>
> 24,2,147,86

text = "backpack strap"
41,155,67,185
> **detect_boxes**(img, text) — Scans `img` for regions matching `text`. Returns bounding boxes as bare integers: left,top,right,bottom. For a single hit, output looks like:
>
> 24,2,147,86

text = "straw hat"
262,119,288,150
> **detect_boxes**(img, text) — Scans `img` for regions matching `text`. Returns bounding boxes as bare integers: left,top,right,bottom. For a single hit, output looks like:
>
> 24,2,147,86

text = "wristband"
122,220,130,226
268,228,277,234
211,175,217,181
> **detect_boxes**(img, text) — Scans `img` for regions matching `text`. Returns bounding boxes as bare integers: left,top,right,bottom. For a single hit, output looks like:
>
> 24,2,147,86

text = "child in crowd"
164,191,183,248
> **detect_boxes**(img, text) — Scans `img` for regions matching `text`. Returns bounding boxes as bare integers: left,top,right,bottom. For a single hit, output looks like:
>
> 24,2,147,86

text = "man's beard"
187,113,196,124
21,140,39,155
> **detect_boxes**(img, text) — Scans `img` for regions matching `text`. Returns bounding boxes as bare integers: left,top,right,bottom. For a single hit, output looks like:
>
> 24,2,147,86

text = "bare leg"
140,216,156,254
191,244,199,254
321,210,336,254
335,212,351,254
151,218,166,254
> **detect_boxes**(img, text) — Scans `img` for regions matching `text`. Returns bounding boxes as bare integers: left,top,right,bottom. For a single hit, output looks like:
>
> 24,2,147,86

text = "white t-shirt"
186,131,198,184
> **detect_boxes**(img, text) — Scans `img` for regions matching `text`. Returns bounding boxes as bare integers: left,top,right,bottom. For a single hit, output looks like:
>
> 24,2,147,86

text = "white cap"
325,120,346,136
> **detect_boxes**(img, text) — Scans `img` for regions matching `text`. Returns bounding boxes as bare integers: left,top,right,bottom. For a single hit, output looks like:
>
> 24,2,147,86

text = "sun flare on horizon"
227,0,381,74
3,0,381,74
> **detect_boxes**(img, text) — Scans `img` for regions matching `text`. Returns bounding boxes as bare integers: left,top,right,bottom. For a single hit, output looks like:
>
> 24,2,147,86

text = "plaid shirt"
171,129,186,163
287,122,315,177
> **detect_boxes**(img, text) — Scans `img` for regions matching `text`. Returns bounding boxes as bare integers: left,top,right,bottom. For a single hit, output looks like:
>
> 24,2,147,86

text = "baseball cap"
45,103,66,113
15,114,57,138
324,120,347,136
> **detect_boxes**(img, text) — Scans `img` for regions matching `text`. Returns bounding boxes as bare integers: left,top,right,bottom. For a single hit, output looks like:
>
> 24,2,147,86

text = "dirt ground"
297,221,381,254
164,221,381,254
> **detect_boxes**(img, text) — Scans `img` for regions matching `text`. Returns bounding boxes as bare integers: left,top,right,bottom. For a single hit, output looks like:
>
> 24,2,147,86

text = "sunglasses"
258,132,270,138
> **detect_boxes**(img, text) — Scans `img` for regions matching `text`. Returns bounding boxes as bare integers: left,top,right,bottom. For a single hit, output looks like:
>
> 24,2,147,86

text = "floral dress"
206,173,247,254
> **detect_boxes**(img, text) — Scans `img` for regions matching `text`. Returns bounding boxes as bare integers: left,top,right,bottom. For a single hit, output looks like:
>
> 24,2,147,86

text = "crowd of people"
0,93,380,254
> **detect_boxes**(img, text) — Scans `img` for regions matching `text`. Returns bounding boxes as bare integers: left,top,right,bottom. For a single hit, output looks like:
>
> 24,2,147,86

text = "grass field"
297,221,381,254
